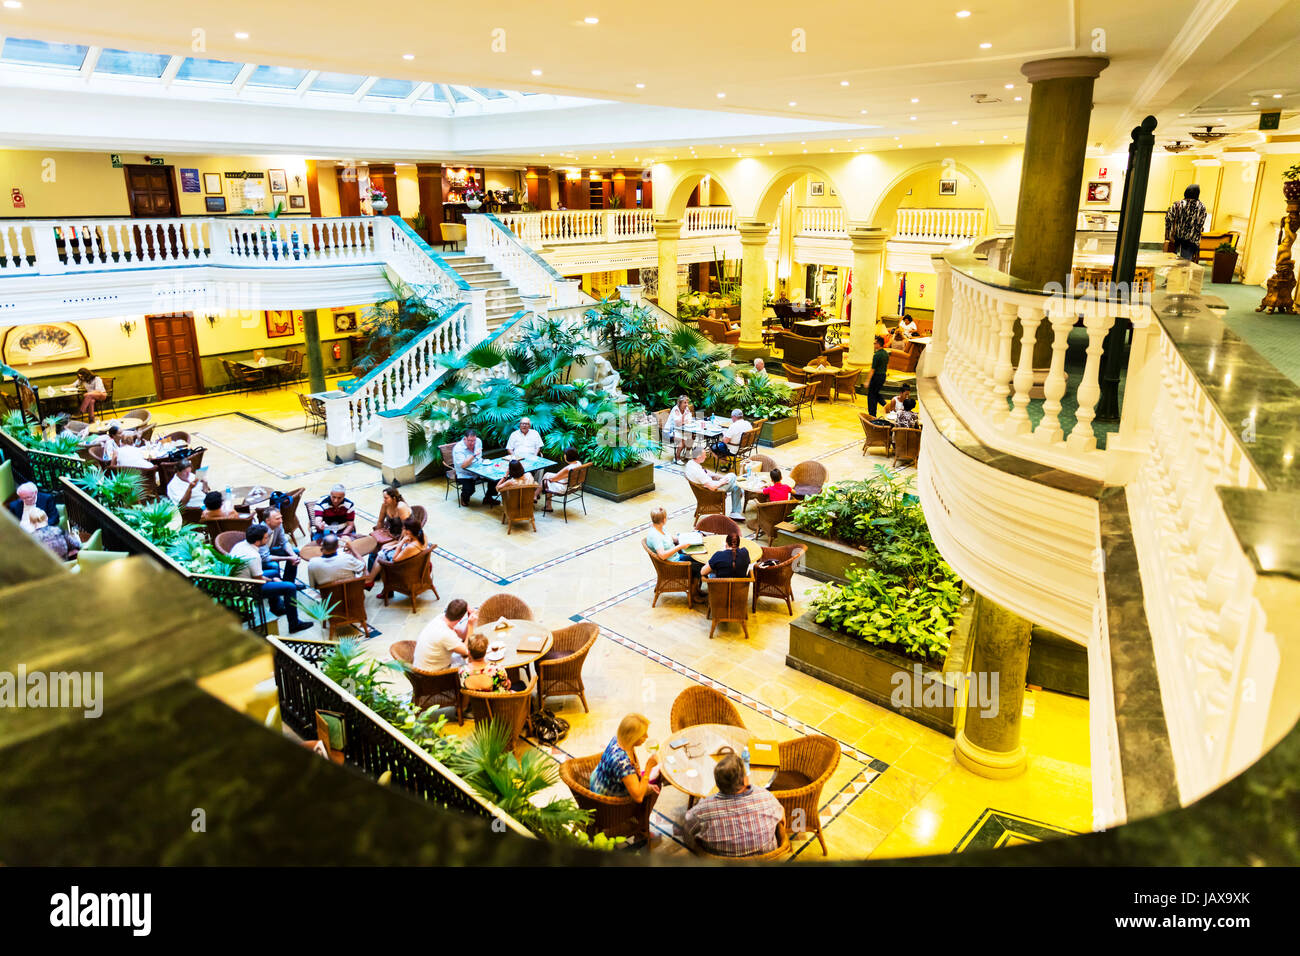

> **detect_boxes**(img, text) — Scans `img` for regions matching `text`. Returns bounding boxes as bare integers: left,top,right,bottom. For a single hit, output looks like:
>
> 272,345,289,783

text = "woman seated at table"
26,508,81,561
646,506,702,596
72,368,108,422
496,459,536,494
703,531,750,580
90,424,122,463
588,713,660,847
365,516,402,573
371,486,412,544
458,633,512,693
365,517,425,589
537,447,580,512
898,314,920,338
200,490,238,521
664,395,694,461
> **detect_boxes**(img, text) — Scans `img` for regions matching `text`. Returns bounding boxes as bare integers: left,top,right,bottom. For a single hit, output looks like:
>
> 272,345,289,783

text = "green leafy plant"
704,373,793,421
809,564,961,665
293,590,339,625
1215,241,1237,254
351,269,448,377
73,466,144,510
1284,163,1300,183
121,499,183,546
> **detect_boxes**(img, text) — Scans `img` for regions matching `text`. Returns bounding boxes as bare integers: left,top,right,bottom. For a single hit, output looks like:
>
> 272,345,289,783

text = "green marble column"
955,592,1033,779
302,308,327,393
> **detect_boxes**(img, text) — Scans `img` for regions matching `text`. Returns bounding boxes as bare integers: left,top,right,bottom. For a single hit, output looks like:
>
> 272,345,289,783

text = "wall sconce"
205,314,219,328
120,320,136,337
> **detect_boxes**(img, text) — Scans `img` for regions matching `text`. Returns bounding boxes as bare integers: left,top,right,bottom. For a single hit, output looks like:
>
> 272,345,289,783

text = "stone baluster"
990,299,1020,422
1065,300,1112,451
1006,305,1042,435
1034,309,1078,443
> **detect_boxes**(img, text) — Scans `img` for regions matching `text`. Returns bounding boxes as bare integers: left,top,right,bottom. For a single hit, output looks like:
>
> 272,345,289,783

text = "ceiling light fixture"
1163,140,1193,153
840,80,850,87
1189,125,1229,143
860,109,868,114
980,42,992,49
911,97,919,103
789,101,797,106
716,92,726,98
583,16,599,24
956,9,971,17
531,69,542,76
909,115,917,120
1014,96,1022,101
1251,100,1259,106
234,31,249,39
1004,84,1014,89
952,120,958,124
2,1,22,7
635,82,645,89
1273,93,1283,99
402,53,415,60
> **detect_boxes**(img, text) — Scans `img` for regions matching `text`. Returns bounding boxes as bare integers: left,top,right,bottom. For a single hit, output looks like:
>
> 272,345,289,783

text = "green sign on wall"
1260,111,1281,131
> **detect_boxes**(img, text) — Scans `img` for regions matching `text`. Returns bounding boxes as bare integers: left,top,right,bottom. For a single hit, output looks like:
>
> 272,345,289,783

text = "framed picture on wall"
939,179,958,196
265,310,295,339
1087,181,1112,203
333,312,358,334
289,194,306,209
809,181,825,198
2,322,90,367
205,196,227,213
267,169,288,193
203,172,222,195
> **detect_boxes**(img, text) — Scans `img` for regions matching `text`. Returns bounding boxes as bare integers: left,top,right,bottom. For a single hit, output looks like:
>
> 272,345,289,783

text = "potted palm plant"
1211,240,1239,284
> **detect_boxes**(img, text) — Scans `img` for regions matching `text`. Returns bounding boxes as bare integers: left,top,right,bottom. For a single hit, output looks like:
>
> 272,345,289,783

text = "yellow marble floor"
169,388,1091,860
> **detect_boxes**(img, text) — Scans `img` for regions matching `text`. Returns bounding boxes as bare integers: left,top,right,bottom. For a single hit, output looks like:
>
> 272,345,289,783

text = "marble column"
302,308,327,393
653,218,682,317
847,228,888,367
955,592,1033,779
737,221,773,349
1009,56,1109,292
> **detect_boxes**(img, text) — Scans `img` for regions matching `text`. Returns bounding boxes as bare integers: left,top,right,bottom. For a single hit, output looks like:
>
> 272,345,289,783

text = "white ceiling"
0,0,1296,164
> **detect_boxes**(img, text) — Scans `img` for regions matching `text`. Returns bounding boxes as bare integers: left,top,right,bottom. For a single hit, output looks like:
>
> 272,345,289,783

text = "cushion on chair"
768,768,812,792
0,459,14,503
77,549,130,569
81,529,103,551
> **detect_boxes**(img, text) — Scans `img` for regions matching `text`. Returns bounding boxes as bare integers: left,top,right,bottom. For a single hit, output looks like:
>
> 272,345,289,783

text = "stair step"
453,256,486,265
355,447,383,469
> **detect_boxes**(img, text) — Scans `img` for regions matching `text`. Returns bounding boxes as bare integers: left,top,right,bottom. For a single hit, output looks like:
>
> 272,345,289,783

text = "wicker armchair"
693,822,791,861
536,621,599,712
695,513,741,537
478,592,534,622
753,545,805,613
560,754,646,839
860,414,893,456
316,576,369,638
202,514,253,544
410,504,428,528
781,363,807,385
789,460,827,498
161,430,191,444
461,675,537,752
748,498,797,544
689,480,727,522
669,686,746,733
819,345,848,368
770,734,840,855
377,545,438,612
833,367,862,403
644,541,694,608
706,576,753,639
213,530,245,555
390,641,463,721
279,488,307,542
892,427,922,467
500,485,536,534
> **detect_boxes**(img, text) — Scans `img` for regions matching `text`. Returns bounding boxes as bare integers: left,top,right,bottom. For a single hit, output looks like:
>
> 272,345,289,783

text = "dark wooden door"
125,165,179,217
336,168,361,217
145,313,204,400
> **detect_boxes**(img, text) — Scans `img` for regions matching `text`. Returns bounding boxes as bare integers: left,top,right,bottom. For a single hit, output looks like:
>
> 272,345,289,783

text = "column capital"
653,217,682,240
1020,55,1109,84
847,226,888,254
930,252,953,275
736,220,773,242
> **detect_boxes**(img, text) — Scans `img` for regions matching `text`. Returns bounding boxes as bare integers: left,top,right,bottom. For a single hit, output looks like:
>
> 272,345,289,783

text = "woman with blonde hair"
588,713,660,845
26,508,80,561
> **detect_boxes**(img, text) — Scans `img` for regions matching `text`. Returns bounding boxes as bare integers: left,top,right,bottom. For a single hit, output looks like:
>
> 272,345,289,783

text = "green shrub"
810,565,961,665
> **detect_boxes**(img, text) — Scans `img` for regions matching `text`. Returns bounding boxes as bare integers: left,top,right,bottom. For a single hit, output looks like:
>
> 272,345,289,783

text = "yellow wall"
395,166,421,218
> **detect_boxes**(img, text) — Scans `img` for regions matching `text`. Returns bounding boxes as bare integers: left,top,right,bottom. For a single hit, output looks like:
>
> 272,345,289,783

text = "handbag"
528,707,570,745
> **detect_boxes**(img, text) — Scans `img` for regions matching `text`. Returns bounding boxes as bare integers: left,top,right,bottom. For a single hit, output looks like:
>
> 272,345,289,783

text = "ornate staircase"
450,256,526,332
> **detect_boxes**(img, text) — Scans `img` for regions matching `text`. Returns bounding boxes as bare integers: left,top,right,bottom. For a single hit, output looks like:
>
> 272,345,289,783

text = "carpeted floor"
1207,281,1300,387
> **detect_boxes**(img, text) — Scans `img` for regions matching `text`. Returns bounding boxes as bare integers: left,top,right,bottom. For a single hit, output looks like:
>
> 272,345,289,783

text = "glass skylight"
310,72,366,95
472,87,509,100
247,65,310,89
367,78,416,98
0,37,88,69
174,57,243,83
95,49,170,77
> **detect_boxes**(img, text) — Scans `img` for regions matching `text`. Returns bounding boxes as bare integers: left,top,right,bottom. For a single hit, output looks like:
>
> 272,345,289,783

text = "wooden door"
124,165,179,217
145,313,204,401
336,168,362,217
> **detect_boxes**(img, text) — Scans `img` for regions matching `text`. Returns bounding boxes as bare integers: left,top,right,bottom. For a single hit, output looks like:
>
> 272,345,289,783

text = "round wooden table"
471,618,553,671
657,723,776,800
296,535,376,560
694,534,764,564
229,485,273,511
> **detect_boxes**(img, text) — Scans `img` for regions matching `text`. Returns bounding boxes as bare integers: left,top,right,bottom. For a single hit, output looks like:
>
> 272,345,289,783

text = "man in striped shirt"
1165,184,1208,262
683,753,785,856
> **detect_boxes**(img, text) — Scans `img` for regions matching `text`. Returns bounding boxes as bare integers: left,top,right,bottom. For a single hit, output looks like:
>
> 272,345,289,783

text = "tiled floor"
151,382,1092,860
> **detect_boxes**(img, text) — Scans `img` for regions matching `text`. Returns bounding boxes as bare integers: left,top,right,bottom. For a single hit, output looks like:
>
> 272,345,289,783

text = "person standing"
867,334,890,416
1165,184,1208,262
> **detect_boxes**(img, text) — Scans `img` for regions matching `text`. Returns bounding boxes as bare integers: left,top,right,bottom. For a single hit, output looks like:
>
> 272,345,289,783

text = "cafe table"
228,484,273,513
657,723,776,800
802,362,838,401
683,534,765,565
468,455,555,484
296,534,377,561
84,414,146,435
675,419,724,460
471,618,553,676
236,357,290,389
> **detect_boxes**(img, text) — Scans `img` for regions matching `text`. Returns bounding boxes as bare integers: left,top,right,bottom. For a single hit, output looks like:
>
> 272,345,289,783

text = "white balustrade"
895,208,985,242
464,214,581,308
495,209,655,247
682,206,735,236
796,206,846,236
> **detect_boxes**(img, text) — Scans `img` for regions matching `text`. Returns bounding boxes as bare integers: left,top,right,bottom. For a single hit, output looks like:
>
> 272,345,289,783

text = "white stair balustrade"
464,214,581,308
682,206,735,236
796,207,847,237
895,208,985,242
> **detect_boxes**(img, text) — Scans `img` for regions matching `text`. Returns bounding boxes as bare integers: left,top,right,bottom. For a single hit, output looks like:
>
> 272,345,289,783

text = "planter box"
1211,250,1238,284
1027,626,1089,698
758,415,798,448
585,461,656,502
787,611,957,736
771,522,865,583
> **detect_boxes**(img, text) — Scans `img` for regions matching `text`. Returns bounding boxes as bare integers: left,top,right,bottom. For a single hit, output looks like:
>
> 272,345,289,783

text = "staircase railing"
465,213,582,306
895,208,985,243
796,206,846,237
682,206,736,236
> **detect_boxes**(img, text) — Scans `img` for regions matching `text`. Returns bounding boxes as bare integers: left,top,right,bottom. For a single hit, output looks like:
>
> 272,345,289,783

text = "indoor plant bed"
758,415,798,447
772,520,865,583
585,461,656,501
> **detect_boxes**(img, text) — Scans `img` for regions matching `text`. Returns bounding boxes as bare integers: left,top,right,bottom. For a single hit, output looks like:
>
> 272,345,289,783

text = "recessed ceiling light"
956,9,971,17
911,97,919,103
894,136,900,140
2,1,22,7
583,16,599,24
909,115,917,121
1251,100,1260,106
952,120,958,124
1003,135,1008,139
716,92,726,98
980,42,992,49
860,109,868,114
1014,96,1022,101
234,31,249,39
531,69,543,76
898,144,903,148
840,80,850,87
1273,93,1283,99
979,139,985,143
1004,84,1014,90
635,82,645,89
402,53,415,60
789,101,797,106
802,149,808,153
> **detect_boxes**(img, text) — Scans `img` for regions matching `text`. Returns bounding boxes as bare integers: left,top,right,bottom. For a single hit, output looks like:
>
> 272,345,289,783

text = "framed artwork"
939,179,958,196
333,312,358,333
179,168,201,193
203,172,222,195
267,169,288,193
1087,181,1112,203
205,196,227,213
289,194,307,209
265,310,296,339
808,181,825,197
2,322,90,367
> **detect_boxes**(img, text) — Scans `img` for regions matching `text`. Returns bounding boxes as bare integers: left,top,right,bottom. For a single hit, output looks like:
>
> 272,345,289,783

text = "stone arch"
751,164,847,224
661,167,739,222
868,159,1005,232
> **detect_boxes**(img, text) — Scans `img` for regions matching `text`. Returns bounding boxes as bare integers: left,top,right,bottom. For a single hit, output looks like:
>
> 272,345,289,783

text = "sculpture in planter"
1257,163,1299,314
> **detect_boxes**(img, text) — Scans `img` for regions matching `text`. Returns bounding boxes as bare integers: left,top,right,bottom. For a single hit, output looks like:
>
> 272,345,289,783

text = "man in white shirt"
684,447,745,519
412,598,475,672
167,459,209,509
751,358,766,376
306,534,365,588
506,417,544,461
231,524,311,633
718,408,753,455
115,442,155,469
452,429,497,506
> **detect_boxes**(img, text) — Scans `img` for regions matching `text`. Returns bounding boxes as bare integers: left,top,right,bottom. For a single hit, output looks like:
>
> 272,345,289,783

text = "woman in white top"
538,447,582,512
73,368,108,421
664,395,694,463
898,314,919,338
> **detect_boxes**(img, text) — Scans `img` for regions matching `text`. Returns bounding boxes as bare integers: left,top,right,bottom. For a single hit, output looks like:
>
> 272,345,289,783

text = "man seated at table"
260,507,300,584
7,482,59,531
113,439,156,470
413,597,474,672
682,752,785,857
505,416,544,461
751,357,766,376
311,483,356,541
452,429,498,507
306,534,366,588
713,408,752,458
166,458,209,509
230,523,312,634
762,468,793,503
200,490,239,521
685,447,745,520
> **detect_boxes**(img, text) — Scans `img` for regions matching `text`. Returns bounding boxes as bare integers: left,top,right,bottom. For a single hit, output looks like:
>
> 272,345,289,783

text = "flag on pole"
898,273,907,315
843,269,853,320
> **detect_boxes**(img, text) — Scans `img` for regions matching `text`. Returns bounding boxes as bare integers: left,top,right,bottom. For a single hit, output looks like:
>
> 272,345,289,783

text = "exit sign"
1260,111,1281,131
149,157,166,166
